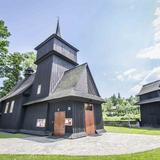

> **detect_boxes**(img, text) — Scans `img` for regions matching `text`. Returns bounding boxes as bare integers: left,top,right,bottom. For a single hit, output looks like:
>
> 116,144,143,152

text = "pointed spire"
56,17,61,37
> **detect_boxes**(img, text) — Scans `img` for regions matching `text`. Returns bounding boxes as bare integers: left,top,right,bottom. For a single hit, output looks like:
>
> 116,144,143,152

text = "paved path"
0,133,160,155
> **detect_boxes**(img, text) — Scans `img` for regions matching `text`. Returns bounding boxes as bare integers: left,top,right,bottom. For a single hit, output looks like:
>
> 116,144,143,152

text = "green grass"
0,132,27,138
105,126,160,135
0,148,160,160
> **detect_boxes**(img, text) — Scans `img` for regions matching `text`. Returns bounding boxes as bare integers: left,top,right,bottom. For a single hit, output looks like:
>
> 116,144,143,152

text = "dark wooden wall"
140,102,160,127
0,95,23,130
140,91,160,101
22,102,48,131
36,38,54,60
30,54,75,101
94,104,104,130
72,101,85,133
30,55,53,100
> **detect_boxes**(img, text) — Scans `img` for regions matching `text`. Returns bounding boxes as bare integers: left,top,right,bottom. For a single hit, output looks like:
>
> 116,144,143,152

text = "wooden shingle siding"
30,56,53,100
140,103,160,127
72,102,85,133
50,55,75,93
94,104,104,130
53,38,77,62
36,38,54,60
22,102,48,131
0,96,23,130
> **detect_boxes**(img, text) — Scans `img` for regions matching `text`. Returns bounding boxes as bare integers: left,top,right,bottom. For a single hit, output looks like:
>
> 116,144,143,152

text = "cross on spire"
56,17,61,37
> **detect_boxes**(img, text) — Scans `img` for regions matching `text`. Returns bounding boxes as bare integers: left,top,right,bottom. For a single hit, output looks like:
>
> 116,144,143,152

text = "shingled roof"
24,63,104,106
0,74,35,102
138,80,160,96
138,97,160,105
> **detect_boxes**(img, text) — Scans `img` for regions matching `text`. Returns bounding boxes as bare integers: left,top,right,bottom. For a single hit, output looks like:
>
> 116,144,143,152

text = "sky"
0,0,160,98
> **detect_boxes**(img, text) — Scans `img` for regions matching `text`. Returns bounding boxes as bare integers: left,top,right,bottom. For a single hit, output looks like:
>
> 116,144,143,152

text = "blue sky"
0,0,160,98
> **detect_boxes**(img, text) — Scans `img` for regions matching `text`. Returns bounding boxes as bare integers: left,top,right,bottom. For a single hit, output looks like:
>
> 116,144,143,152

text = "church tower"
31,19,79,100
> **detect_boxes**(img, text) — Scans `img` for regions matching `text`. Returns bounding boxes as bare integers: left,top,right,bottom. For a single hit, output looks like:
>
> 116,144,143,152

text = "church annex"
138,80,160,128
0,21,104,138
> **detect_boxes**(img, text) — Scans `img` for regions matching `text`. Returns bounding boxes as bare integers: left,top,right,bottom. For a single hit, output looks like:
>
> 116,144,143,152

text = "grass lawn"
0,148,159,160
0,132,27,138
105,126,160,135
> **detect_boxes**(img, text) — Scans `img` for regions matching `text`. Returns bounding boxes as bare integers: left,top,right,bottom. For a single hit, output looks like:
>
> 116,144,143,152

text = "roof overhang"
138,97,160,105
35,34,79,52
23,91,104,106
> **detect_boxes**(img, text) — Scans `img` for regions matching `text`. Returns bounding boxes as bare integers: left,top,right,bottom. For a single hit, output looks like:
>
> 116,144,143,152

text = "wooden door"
85,104,95,135
54,112,65,136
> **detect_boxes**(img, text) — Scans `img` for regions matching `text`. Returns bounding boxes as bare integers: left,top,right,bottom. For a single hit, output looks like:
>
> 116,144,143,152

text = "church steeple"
56,18,61,37
35,19,79,65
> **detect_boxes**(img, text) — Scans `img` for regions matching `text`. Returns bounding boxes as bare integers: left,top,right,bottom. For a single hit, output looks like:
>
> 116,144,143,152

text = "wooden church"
138,80,160,127
0,20,104,138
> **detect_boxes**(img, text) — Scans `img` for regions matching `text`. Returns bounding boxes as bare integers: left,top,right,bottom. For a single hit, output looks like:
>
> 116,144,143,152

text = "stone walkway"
0,133,160,155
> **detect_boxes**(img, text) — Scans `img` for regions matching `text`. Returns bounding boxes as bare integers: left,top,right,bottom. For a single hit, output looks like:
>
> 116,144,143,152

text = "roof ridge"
143,80,160,87
64,63,87,74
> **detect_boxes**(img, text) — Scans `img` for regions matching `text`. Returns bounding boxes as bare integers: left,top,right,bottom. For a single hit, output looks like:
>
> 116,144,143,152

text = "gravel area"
0,133,160,155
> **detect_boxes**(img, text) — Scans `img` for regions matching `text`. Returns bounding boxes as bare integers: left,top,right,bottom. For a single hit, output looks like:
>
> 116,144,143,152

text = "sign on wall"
36,119,46,127
65,118,72,126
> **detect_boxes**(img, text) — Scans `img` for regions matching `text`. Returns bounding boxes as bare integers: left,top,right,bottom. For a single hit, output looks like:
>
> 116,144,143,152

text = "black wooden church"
138,80,160,127
0,21,104,138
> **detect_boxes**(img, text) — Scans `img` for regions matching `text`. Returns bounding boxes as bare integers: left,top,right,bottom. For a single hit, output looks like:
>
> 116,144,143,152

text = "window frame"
9,100,15,113
4,102,9,114
37,84,41,95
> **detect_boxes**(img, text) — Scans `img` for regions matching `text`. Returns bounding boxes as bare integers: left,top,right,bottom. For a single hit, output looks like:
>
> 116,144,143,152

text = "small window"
9,100,15,113
36,119,46,127
37,84,41,95
84,103,93,111
4,102,9,114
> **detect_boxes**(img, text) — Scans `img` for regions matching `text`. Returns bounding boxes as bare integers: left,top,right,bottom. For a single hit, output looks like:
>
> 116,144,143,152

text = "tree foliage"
102,93,140,121
0,20,10,78
0,52,36,97
0,20,36,97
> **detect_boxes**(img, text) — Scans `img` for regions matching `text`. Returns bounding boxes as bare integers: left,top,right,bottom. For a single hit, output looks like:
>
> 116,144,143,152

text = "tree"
0,20,10,78
0,52,36,97
102,94,140,121
118,92,121,99
110,94,117,106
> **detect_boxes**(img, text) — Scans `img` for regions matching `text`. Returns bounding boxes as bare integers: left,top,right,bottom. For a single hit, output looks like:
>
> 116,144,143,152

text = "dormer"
34,19,79,65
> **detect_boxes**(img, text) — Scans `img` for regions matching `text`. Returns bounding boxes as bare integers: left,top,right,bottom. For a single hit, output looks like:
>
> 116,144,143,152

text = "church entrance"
54,112,65,136
84,103,95,135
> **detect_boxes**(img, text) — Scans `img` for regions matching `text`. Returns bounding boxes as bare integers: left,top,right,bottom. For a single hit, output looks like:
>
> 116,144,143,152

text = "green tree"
0,20,10,78
110,94,117,106
0,52,36,97
103,93,140,121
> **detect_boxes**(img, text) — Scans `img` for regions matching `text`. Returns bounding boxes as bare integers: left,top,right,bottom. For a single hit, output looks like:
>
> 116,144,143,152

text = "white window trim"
37,84,41,95
9,100,15,113
4,102,9,114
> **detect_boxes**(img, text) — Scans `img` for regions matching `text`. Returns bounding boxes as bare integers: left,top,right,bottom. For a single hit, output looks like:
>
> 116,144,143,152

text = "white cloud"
123,68,136,75
130,66,160,94
136,43,160,59
136,6,160,59
116,74,124,81
116,68,146,82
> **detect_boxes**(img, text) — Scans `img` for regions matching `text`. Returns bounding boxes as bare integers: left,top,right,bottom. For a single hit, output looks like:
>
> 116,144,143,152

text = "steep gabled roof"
54,63,87,93
24,63,104,106
138,80,160,96
0,74,35,102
